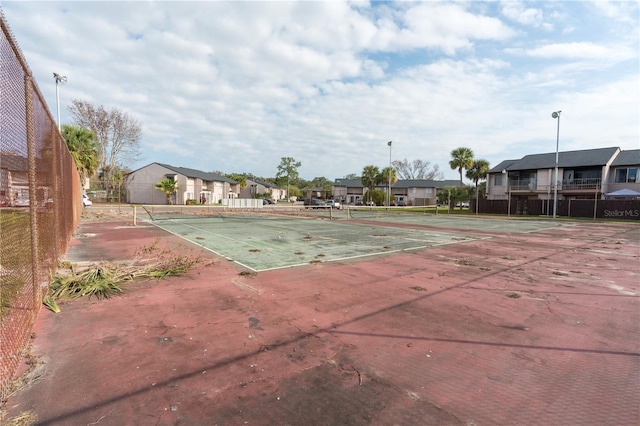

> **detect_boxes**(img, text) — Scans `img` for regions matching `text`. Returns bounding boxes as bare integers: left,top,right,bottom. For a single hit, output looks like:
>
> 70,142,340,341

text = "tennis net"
141,205,338,222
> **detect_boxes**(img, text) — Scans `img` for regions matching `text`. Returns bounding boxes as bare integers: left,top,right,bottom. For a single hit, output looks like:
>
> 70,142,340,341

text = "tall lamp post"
552,111,561,220
387,140,392,207
53,73,67,131
503,169,511,218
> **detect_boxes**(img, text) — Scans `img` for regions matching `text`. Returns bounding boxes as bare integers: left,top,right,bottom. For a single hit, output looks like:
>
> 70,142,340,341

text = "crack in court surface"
150,217,486,271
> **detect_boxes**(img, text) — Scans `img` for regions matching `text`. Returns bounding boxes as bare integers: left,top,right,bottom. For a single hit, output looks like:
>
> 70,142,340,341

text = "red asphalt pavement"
3,215,640,425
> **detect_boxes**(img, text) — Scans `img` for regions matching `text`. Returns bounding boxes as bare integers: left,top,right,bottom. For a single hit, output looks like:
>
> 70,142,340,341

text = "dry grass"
45,239,214,310
0,345,43,425
1,410,38,426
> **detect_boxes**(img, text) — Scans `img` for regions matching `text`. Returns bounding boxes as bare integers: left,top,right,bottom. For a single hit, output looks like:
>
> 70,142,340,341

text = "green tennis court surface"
341,209,565,233
149,214,485,271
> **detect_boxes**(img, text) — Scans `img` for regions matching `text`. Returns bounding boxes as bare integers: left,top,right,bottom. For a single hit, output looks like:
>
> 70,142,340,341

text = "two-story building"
125,163,239,205
239,179,286,200
333,178,461,206
486,147,640,207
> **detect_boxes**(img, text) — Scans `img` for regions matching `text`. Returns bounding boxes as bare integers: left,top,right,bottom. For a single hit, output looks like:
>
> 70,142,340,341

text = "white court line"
151,219,490,273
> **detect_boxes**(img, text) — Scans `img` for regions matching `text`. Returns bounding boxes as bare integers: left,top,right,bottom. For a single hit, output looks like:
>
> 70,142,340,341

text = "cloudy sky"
2,1,638,181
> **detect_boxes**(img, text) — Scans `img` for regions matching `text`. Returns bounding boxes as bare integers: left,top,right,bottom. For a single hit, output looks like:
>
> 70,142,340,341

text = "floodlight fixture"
53,73,67,131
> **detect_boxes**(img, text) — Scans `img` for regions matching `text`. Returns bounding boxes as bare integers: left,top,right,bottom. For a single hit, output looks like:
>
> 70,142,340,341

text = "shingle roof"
252,179,278,188
158,163,237,184
497,147,620,171
488,159,518,174
610,149,640,167
392,179,462,189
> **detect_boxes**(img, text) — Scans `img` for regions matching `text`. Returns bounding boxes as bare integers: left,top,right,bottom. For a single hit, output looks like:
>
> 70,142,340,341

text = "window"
615,168,638,183
494,175,503,186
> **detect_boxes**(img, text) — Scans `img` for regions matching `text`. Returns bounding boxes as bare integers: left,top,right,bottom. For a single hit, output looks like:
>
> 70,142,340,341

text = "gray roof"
488,159,518,174
610,149,640,167
333,179,363,187
495,147,620,172
158,163,237,184
392,179,462,189
333,178,462,188
246,179,278,188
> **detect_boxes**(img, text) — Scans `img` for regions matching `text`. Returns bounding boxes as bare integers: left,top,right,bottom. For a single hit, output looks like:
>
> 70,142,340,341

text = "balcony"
509,178,601,192
561,178,601,190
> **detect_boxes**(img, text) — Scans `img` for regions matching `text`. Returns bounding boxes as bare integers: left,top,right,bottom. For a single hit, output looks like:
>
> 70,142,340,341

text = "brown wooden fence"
475,198,640,221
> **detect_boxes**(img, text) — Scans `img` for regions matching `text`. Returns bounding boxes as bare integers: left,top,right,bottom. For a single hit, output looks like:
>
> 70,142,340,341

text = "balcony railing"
509,178,601,191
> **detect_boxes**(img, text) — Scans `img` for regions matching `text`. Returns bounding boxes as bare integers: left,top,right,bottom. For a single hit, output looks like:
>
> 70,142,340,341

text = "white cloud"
524,42,636,62
1,0,638,181
500,0,545,28
590,0,638,24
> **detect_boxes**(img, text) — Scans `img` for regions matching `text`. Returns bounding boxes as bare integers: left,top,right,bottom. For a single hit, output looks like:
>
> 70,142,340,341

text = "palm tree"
361,165,380,203
61,124,99,182
155,178,178,205
380,166,398,205
466,159,490,214
449,147,474,185
466,159,490,190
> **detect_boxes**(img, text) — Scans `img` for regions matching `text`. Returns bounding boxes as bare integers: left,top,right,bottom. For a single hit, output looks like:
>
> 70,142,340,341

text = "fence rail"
1,11,81,401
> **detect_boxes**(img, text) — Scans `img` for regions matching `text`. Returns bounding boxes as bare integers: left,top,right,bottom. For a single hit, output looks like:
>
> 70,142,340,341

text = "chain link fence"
1,11,81,401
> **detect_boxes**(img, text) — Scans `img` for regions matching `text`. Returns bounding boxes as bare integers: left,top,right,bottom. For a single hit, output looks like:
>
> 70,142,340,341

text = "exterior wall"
126,164,238,205
399,187,436,205
271,187,286,200
125,163,178,205
239,182,283,199
487,173,508,200
608,164,640,194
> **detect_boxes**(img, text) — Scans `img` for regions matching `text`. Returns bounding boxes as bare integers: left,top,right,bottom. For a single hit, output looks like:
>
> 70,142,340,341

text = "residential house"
486,147,640,203
609,149,640,194
333,178,461,206
0,153,29,206
125,163,239,205
239,179,286,200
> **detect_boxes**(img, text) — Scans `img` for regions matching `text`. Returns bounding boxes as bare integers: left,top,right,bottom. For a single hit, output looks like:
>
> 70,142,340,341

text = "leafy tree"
449,147,474,185
276,157,302,197
155,178,178,205
344,173,359,180
68,99,143,188
308,177,333,197
361,165,381,198
225,173,247,189
367,189,387,205
287,185,303,199
437,186,469,211
99,165,125,202
61,124,99,182
392,158,444,180
478,181,487,199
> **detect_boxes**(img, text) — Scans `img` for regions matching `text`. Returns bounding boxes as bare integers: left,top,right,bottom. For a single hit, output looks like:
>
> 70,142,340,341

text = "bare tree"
392,158,444,180
68,99,142,174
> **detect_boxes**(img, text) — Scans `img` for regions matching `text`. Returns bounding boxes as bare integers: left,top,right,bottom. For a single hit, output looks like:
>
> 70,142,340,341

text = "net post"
133,205,137,226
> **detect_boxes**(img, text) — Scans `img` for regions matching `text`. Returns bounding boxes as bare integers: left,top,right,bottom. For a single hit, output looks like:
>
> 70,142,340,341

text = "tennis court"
6,208,639,425
142,206,562,271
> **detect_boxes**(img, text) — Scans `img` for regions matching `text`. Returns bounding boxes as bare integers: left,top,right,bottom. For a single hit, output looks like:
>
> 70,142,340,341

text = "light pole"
503,169,510,217
552,111,561,220
53,73,67,131
387,140,392,207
